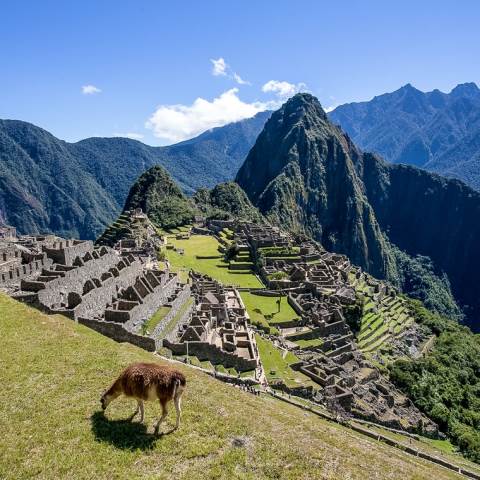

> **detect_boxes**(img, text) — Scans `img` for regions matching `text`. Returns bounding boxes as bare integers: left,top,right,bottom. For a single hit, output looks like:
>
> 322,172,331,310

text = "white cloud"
114,132,144,140
211,57,250,85
233,73,250,85
262,80,307,98
211,57,227,76
324,105,338,113
146,88,270,143
82,84,101,95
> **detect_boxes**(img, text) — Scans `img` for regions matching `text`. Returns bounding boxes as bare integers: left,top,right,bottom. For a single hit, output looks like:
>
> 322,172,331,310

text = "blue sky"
1,0,479,145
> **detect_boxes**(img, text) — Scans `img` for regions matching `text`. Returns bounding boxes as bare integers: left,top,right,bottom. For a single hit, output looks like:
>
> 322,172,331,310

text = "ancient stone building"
164,272,260,372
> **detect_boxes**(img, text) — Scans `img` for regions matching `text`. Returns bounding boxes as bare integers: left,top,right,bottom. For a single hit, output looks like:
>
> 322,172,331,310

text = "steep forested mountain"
193,182,264,223
0,120,118,240
329,83,480,190
0,111,270,239
236,93,480,328
121,165,195,230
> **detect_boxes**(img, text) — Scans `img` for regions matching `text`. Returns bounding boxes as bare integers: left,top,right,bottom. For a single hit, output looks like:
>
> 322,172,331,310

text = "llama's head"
100,391,113,410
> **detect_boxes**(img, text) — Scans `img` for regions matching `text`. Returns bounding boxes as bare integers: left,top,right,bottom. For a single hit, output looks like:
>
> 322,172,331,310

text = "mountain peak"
450,82,480,98
283,93,328,119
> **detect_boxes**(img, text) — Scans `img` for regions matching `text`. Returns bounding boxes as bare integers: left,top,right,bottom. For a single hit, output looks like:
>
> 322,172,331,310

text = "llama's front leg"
138,400,144,423
154,400,168,434
128,400,142,421
174,395,182,430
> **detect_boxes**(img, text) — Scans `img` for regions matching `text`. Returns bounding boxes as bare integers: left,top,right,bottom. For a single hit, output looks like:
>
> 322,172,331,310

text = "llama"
100,362,186,433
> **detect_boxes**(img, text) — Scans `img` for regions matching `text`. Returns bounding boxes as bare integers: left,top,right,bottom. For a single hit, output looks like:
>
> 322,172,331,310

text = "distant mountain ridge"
237,93,479,328
329,82,480,190
0,111,270,239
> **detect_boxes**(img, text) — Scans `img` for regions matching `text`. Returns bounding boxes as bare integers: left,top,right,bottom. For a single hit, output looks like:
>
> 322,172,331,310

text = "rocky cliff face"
236,94,480,328
358,155,480,322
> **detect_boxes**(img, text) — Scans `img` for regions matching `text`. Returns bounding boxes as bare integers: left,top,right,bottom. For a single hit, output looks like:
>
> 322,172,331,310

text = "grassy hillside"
0,294,464,479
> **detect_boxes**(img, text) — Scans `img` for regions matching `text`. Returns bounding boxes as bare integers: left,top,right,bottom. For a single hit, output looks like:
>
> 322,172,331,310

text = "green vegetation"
124,165,196,230
96,211,132,246
165,235,263,288
267,271,289,280
0,294,459,480
157,297,194,341
294,338,324,349
351,421,480,476
389,299,480,463
241,293,298,333
141,306,171,335
391,247,463,321
194,182,264,223
255,335,314,389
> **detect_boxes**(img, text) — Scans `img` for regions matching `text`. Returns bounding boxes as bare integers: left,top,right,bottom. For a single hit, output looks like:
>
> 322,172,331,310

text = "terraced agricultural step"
360,332,392,352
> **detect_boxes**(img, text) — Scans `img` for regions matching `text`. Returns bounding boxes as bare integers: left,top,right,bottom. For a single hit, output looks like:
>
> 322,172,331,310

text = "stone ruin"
97,208,164,255
207,219,437,435
164,272,260,373
0,224,187,352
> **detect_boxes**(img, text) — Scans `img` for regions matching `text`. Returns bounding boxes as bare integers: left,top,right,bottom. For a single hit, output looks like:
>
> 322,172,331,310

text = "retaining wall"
163,339,257,372
78,317,156,351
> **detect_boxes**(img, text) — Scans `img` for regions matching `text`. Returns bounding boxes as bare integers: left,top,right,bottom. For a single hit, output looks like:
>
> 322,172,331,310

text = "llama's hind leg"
154,399,168,434
174,394,182,430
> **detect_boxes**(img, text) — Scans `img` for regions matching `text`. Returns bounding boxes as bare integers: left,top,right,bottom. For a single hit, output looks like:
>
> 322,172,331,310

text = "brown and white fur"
100,362,186,433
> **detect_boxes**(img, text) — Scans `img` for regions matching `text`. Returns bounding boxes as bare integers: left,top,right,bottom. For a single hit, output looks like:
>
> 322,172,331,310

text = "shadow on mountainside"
90,411,173,450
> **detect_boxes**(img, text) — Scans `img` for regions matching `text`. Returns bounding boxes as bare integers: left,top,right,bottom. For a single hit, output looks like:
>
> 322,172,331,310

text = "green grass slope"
0,295,463,479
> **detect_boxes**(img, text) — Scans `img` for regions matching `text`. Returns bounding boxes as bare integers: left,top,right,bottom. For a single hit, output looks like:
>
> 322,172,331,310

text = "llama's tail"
172,378,180,399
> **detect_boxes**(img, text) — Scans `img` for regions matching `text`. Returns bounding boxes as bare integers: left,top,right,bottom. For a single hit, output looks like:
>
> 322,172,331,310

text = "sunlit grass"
165,235,263,288
0,294,463,480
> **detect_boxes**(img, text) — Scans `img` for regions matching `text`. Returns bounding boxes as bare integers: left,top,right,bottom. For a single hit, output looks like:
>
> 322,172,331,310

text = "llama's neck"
106,378,122,398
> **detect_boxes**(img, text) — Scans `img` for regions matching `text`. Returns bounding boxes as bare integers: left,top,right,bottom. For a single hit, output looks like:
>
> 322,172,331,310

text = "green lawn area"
0,294,465,479
241,293,298,330
142,306,171,335
294,338,324,349
255,334,315,389
165,235,263,288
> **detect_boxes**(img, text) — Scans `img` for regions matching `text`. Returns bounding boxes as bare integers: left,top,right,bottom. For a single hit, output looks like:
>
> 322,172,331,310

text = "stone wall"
0,255,53,285
78,317,155,351
44,240,93,265
152,284,192,345
106,273,178,325
36,255,143,318
163,339,257,371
